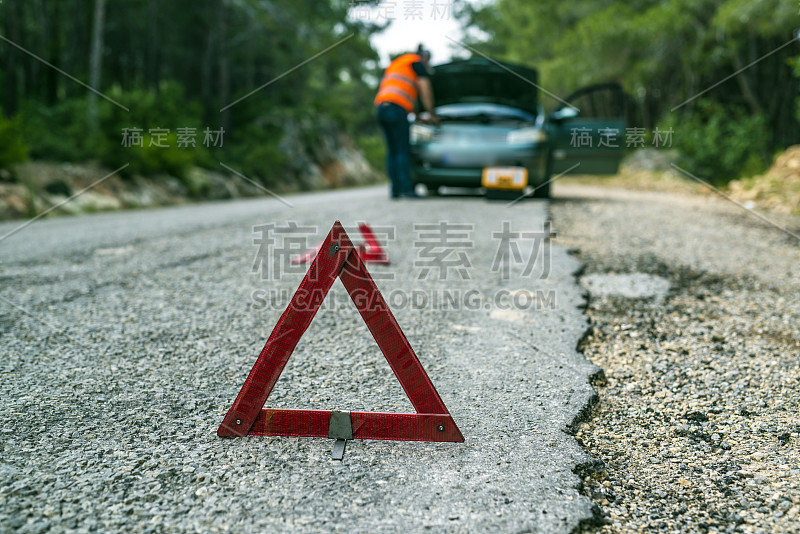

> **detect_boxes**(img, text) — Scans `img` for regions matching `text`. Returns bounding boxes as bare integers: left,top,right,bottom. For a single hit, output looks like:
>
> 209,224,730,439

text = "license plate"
481,167,528,190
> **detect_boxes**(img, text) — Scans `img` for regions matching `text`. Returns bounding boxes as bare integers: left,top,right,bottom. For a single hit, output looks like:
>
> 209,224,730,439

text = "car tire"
532,179,550,199
485,189,520,201
426,185,440,196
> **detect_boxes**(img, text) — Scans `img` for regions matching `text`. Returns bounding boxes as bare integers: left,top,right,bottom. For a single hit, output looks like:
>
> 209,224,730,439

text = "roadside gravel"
551,184,800,533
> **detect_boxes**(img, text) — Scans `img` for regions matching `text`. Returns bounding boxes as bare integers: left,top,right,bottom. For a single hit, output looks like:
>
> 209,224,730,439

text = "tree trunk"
218,0,231,133
3,0,21,117
45,0,60,105
732,48,762,116
88,0,106,132
146,0,160,93
201,1,217,125
36,0,49,103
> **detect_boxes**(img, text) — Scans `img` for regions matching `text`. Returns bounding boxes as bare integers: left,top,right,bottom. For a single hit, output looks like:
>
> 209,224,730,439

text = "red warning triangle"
355,222,390,264
218,221,464,443
290,223,390,265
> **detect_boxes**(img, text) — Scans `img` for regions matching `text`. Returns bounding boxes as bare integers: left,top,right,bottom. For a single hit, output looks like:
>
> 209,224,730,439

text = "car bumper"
411,143,549,188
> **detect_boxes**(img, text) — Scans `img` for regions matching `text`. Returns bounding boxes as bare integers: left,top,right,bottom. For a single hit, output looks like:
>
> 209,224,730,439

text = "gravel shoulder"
550,183,800,533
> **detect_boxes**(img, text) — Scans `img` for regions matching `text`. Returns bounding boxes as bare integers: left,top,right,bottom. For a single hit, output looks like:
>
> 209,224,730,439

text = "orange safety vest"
374,54,421,112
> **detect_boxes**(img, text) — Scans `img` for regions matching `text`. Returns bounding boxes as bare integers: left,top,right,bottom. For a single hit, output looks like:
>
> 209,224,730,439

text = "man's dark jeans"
377,102,414,198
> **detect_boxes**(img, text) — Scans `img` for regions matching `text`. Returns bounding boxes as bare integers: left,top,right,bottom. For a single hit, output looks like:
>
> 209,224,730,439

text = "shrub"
793,56,800,123
0,112,30,168
18,98,98,162
121,132,197,180
664,101,770,186
98,82,211,179
220,121,289,189
355,133,386,173
18,82,213,179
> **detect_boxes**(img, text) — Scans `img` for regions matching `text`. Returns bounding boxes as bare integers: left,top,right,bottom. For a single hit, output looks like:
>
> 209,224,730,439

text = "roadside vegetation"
0,0,385,201
461,0,799,187
729,146,800,215
560,146,800,216
1,0,798,218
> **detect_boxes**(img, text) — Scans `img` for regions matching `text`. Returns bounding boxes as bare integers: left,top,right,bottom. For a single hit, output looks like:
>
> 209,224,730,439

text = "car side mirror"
550,107,579,122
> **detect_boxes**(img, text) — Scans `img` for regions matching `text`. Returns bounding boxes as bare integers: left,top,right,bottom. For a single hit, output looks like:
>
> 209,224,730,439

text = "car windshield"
434,102,536,124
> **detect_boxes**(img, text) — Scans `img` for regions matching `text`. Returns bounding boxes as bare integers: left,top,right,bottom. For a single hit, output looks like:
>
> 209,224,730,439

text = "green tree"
0,0,385,188
459,0,799,181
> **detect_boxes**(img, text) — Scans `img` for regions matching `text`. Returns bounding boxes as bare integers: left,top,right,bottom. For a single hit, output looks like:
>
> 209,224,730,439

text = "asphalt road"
0,186,600,533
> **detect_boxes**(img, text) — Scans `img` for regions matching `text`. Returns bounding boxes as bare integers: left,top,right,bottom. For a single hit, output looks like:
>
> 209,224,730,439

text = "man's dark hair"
416,44,431,61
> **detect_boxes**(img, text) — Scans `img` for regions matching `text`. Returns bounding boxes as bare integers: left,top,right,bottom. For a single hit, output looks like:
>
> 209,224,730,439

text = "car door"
547,83,626,175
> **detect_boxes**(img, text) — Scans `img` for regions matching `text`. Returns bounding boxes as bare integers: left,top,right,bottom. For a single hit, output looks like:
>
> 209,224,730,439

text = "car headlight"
410,123,435,144
507,127,547,144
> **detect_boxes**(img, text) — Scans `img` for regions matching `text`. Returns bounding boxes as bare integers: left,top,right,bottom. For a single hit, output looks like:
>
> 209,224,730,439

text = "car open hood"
431,58,539,115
